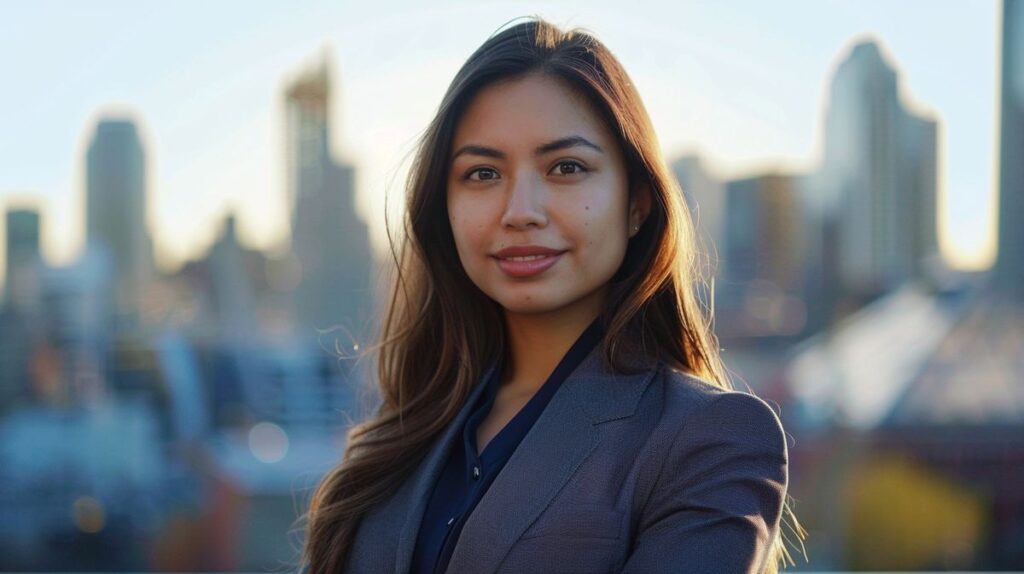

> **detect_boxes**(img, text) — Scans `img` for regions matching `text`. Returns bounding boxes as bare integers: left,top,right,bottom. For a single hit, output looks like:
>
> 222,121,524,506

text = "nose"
500,172,548,230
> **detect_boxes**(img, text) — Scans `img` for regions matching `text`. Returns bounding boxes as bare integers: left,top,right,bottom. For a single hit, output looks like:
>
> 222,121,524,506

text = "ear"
628,182,652,238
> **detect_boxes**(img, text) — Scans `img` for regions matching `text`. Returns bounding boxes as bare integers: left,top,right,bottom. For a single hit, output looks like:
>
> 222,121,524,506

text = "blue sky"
0,0,1001,277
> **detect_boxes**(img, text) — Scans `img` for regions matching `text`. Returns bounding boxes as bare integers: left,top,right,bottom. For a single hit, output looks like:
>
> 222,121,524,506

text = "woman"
300,16,805,574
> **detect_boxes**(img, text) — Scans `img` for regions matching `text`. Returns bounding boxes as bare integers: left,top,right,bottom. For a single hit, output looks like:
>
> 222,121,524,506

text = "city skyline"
1,3,1019,567
0,0,1001,283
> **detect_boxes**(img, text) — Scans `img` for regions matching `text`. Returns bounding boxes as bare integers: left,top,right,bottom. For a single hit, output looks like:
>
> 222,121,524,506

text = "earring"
633,225,639,232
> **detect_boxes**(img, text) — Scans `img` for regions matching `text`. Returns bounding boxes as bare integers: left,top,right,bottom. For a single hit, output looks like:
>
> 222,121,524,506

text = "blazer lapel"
394,360,499,573
445,346,658,573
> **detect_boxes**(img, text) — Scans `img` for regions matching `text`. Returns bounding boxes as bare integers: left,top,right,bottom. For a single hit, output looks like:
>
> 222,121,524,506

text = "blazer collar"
394,341,659,573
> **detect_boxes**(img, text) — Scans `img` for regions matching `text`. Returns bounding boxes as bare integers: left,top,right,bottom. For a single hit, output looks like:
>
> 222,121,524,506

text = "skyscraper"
817,40,940,297
284,51,374,342
85,117,154,312
719,173,808,338
723,174,804,291
0,207,42,409
3,208,42,315
903,115,940,279
994,0,1024,298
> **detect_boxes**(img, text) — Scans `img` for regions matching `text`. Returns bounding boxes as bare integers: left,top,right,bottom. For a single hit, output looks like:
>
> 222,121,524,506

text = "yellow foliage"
844,454,987,570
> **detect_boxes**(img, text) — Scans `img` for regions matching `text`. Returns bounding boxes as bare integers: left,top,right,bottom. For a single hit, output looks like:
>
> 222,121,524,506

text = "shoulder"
619,366,790,570
652,364,788,462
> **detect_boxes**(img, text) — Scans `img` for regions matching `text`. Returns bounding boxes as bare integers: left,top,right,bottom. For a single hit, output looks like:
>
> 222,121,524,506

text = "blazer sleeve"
621,390,789,574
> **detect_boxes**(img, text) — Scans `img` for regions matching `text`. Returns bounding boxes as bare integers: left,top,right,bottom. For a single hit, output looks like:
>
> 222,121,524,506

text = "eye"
549,160,589,177
465,167,501,182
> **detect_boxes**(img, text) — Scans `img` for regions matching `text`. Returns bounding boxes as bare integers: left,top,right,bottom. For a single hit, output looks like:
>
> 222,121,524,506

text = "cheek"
585,182,629,235
448,198,490,261
571,194,629,271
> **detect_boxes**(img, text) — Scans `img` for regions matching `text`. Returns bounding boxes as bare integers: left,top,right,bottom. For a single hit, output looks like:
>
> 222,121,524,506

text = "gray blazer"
345,345,789,573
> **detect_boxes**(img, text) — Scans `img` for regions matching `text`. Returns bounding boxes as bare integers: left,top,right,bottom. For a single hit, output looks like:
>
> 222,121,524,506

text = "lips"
493,245,566,258
492,245,566,278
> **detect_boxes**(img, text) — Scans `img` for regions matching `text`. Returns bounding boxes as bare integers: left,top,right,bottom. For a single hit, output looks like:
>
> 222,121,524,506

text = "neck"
500,288,605,394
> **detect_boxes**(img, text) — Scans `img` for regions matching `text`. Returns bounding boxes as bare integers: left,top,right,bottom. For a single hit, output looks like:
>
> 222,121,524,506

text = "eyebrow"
450,135,604,162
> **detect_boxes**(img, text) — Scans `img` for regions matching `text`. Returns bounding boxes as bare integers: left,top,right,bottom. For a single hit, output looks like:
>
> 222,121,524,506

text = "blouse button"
472,465,481,479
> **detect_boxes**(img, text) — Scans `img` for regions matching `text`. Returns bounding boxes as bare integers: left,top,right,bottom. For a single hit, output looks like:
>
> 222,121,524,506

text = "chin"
485,289,547,311
500,303,560,316
490,291,579,316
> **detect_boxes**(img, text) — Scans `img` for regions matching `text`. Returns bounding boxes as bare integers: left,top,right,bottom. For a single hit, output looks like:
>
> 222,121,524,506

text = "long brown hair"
299,16,805,573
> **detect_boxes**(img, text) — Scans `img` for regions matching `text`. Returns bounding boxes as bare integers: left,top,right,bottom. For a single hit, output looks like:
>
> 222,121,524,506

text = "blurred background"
1,0,1021,571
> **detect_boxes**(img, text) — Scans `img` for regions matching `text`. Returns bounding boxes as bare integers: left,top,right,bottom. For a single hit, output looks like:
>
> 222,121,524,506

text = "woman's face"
446,73,648,320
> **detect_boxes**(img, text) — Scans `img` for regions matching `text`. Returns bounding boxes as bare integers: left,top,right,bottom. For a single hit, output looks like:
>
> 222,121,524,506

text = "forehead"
451,73,614,151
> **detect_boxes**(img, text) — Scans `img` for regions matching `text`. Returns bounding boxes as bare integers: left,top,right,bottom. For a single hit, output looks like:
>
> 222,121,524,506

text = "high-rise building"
0,207,43,409
903,115,940,279
3,208,42,315
85,117,154,313
994,0,1024,298
723,174,804,290
207,214,260,342
718,173,808,338
816,40,940,297
284,52,374,342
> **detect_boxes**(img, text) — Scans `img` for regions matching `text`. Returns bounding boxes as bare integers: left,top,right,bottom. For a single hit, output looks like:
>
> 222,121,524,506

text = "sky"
0,0,1002,281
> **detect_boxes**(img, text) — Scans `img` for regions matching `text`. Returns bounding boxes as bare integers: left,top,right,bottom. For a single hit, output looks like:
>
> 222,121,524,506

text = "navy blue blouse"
410,316,606,574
